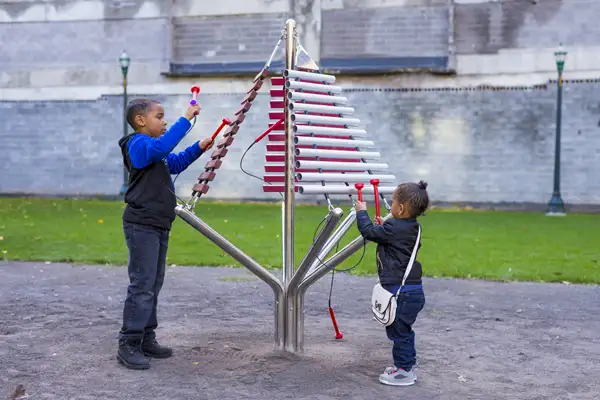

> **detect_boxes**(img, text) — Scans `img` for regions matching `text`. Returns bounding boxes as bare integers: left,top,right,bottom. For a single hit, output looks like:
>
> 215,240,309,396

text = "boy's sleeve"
356,210,394,244
127,117,192,169
166,142,203,175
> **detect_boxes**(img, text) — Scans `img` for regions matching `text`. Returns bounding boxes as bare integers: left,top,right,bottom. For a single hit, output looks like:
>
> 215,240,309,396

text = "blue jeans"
384,287,426,371
119,221,170,342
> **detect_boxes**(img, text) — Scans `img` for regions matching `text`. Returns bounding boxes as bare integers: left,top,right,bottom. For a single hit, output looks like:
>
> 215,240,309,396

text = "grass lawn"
0,197,599,284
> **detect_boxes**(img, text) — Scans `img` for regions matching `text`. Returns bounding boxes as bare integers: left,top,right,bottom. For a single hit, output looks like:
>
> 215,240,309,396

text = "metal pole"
119,70,129,196
283,19,297,285
547,68,566,215
174,206,286,349
285,207,343,352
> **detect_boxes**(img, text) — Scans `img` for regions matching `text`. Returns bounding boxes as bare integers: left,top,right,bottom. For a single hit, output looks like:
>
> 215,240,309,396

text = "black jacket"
356,210,422,286
118,133,178,230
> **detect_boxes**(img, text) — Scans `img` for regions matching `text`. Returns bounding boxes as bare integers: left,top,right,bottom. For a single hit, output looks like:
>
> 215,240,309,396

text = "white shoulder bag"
371,225,421,326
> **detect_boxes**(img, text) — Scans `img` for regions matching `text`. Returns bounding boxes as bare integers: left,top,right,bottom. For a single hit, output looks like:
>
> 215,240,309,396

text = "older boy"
116,98,213,370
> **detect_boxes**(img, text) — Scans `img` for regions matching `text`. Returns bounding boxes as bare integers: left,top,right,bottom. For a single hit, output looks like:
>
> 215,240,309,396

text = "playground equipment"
175,19,397,353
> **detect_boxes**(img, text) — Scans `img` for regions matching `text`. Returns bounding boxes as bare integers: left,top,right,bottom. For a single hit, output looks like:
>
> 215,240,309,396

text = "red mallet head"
190,85,200,105
370,178,381,217
354,182,364,202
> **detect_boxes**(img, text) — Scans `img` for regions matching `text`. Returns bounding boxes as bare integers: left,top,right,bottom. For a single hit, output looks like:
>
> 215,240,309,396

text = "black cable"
240,141,284,200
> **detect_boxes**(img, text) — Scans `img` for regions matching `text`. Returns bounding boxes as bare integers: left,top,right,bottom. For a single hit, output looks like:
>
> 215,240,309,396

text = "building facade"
1,0,599,207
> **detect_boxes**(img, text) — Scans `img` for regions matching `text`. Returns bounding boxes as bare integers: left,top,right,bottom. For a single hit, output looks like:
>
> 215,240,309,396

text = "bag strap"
396,224,422,296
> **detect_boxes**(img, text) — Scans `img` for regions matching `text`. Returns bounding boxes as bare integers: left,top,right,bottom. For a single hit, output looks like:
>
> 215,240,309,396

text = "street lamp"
546,44,567,216
119,50,130,197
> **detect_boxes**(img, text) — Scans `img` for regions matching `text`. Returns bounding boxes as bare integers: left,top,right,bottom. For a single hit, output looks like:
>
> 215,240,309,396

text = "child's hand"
199,137,214,151
185,104,201,120
374,216,384,225
355,201,367,211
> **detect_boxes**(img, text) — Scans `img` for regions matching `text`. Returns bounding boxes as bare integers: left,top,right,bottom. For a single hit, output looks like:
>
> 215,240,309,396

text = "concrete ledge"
320,56,451,74
165,57,451,77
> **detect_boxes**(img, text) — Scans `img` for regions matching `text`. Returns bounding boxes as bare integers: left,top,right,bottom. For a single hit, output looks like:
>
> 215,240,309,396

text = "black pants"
119,221,170,342
385,288,426,371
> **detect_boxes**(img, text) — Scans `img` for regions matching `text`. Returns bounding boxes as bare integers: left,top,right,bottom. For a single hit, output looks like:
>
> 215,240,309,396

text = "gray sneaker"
379,367,417,386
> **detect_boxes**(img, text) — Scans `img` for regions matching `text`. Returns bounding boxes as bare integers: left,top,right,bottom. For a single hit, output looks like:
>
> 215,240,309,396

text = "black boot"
142,337,173,359
117,339,150,370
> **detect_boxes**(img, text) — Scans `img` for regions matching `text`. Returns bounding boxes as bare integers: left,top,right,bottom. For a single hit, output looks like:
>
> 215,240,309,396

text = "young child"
116,98,214,370
355,180,430,386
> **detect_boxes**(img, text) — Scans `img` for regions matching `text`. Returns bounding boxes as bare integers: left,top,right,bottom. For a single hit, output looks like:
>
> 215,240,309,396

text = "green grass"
0,197,599,284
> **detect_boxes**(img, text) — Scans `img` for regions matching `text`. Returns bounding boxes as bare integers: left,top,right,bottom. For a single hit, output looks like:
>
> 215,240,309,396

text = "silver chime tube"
295,160,388,171
293,136,374,147
298,185,397,195
284,69,336,83
289,102,354,116
294,124,367,137
285,80,342,94
295,148,381,160
288,91,348,104
296,172,396,183
291,113,361,127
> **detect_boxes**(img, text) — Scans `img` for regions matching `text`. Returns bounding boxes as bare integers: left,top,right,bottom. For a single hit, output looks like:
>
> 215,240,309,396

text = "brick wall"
2,81,599,205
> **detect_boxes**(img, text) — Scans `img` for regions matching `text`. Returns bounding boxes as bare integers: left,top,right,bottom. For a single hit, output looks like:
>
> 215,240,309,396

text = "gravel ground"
1,261,599,400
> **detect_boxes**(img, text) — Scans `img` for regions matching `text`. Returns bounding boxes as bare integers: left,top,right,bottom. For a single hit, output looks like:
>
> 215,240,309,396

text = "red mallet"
190,85,200,106
370,178,381,218
328,306,343,340
211,117,231,141
354,182,364,202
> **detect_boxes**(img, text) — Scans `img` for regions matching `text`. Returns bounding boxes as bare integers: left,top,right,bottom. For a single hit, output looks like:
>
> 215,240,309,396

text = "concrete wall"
1,0,600,207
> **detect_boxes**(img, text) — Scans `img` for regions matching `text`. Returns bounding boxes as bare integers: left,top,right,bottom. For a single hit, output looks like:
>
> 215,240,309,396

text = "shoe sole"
117,354,150,370
378,376,416,386
142,351,173,359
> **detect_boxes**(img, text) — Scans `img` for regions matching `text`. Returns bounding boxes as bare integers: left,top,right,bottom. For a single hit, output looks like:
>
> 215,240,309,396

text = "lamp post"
119,50,130,197
546,44,567,216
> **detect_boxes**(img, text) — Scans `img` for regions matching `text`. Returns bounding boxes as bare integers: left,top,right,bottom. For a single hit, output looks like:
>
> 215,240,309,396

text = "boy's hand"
374,216,384,225
185,104,201,120
199,137,214,151
355,201,367,212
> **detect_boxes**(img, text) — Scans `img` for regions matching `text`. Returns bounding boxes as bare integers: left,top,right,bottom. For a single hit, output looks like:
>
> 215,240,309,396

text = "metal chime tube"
289,102,355,115
293,136,374,147
296,172,396,183
293,125,367,137
291,113,361,126
285,80,342,94
298,185,397,195
295,160,388,171
284,68,336,83
288,91,348,104
295,148,381,160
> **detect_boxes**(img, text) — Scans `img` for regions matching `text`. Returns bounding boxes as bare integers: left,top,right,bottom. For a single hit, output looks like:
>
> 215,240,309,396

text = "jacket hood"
118,132,138,149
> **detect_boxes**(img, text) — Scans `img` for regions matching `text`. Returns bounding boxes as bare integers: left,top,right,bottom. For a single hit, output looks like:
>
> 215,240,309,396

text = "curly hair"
125,98,161,130
392,180,430,217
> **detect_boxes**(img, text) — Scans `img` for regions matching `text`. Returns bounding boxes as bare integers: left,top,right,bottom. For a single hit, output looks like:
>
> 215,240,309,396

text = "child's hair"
126,98,161,130
393,180,430,217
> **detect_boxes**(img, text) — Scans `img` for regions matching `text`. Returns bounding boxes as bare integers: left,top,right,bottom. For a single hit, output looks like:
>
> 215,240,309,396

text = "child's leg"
118,222,163,368
144,228,169,340
379,289,425,386
141,228,173,359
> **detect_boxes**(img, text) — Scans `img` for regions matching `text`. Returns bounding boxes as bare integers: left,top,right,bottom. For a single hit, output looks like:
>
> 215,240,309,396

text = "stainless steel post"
282,19,297,287
285,207,343,352
175,205,286,350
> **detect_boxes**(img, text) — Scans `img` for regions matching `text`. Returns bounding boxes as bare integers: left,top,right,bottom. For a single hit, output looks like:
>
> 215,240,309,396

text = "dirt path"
1,261,599,400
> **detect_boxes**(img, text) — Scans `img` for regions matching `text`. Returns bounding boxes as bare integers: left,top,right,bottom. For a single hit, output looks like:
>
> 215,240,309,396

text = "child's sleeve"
356,210,394,244
127,117,192,169
166,142,203,174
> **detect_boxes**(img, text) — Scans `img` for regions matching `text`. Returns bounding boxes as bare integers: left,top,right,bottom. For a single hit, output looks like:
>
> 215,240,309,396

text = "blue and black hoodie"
118,117,203,231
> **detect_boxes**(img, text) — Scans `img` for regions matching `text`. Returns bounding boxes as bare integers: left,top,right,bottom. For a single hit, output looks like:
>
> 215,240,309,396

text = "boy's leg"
118,221,162,369
141,228,173,358
379,289,426,386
